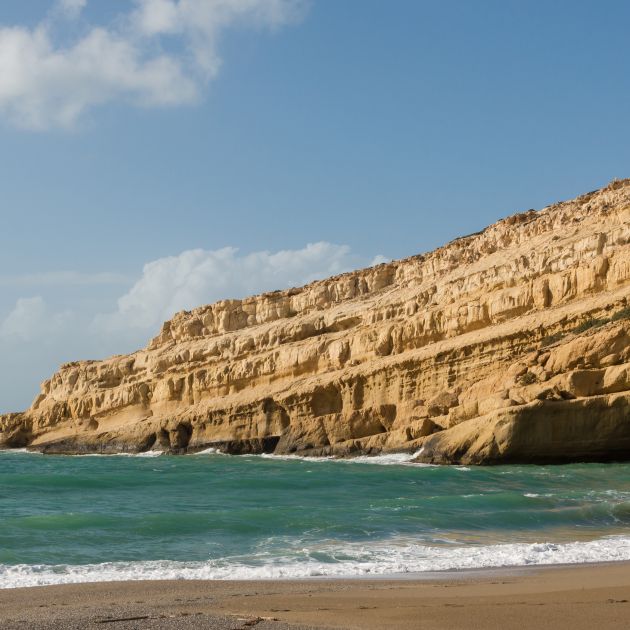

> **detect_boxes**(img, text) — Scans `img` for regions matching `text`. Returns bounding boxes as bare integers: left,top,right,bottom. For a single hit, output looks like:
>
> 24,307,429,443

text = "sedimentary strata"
2,179,630,464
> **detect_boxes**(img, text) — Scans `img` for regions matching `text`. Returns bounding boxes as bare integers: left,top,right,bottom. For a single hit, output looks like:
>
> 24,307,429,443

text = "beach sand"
1,562,630,629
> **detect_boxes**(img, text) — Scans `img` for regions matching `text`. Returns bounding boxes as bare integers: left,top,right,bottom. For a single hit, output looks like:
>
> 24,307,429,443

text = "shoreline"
6,446,630,467
5,446,630,469
4,537,630,587
2,561,630,629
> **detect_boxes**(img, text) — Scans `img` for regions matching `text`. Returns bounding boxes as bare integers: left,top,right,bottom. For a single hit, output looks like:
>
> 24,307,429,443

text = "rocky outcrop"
2,179,630,463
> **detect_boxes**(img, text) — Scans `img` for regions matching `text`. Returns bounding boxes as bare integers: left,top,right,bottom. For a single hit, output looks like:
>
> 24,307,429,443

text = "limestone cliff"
2,179,630,464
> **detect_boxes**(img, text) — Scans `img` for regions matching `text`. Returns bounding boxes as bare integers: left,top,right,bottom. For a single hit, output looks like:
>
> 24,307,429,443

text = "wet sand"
1,562,630,629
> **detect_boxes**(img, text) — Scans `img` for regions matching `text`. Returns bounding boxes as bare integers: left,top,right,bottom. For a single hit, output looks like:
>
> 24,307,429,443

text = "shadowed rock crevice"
311,385,343,417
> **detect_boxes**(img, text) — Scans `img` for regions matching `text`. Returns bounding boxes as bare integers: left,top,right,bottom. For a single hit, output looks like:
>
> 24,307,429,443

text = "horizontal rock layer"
2,179,630,463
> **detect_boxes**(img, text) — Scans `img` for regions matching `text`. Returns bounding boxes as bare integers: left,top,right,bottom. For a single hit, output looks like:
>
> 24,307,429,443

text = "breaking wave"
2,536,630,588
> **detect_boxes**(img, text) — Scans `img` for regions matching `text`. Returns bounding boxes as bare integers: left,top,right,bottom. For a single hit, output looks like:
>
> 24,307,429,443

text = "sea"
1,449,630,588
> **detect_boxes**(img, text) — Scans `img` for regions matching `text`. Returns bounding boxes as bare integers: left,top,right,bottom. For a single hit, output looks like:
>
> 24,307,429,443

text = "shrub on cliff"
611,307,630,322
518,372,538,385
573,319,608,334
541,332,565,347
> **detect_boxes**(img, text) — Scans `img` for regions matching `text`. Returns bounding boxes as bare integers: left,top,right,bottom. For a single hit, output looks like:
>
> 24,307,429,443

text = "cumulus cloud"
370,254,390,266
131,0,306,76
0,242,389,410
94,242,361,334
0,296,72,342
0,0,307,129
0,242,379,346
0,23,198,129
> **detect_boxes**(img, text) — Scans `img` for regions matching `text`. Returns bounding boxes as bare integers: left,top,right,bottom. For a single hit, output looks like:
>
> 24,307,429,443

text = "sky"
0,0,629,411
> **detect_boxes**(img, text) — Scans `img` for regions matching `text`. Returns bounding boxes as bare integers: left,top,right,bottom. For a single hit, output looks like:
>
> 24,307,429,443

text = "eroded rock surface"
2,179,630,463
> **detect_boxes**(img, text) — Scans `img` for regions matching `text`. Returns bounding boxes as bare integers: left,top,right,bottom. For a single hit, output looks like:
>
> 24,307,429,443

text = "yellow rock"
2,179,630,463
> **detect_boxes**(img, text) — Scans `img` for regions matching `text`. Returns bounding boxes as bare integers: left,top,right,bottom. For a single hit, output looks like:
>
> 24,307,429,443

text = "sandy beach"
1,562,629,629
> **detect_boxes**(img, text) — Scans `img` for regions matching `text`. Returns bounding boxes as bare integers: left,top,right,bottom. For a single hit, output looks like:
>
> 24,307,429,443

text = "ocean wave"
192,447,228,456
0,449,164,458
75,451,164,458
0,448,41,455
2,536,630,589
342,452,430,466
257,450,431,466
1,448,426,465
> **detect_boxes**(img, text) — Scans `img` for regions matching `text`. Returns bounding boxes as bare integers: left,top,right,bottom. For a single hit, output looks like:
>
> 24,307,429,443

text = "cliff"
2,179,630,464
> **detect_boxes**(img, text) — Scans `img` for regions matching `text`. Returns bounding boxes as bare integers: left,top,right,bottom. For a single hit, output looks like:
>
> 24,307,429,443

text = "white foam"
258,450,430,467
343,452,430,466
258,453,335,462
0,449,164,458
0,448,41,455
75,451,163,458
193,448,227,456
1,448,430,465
2,536,630,589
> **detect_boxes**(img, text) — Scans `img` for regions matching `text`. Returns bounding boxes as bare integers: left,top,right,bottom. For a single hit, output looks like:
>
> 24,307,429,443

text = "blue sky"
0,0,629,411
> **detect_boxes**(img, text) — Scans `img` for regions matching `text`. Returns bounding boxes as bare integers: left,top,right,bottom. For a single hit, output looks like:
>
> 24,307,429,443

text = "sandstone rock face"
2,179,630,463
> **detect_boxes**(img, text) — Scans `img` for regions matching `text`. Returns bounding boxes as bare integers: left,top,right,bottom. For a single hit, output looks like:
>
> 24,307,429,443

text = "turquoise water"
1,450,630,587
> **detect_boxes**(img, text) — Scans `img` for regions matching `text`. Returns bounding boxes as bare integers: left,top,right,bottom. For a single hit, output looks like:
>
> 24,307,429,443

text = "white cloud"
93,242,361,333
0,25,199,129
0,297,72,342
0,242,372,346
0,0,306,129
370,254,390,266
0,241,386,411
131,0,307,76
